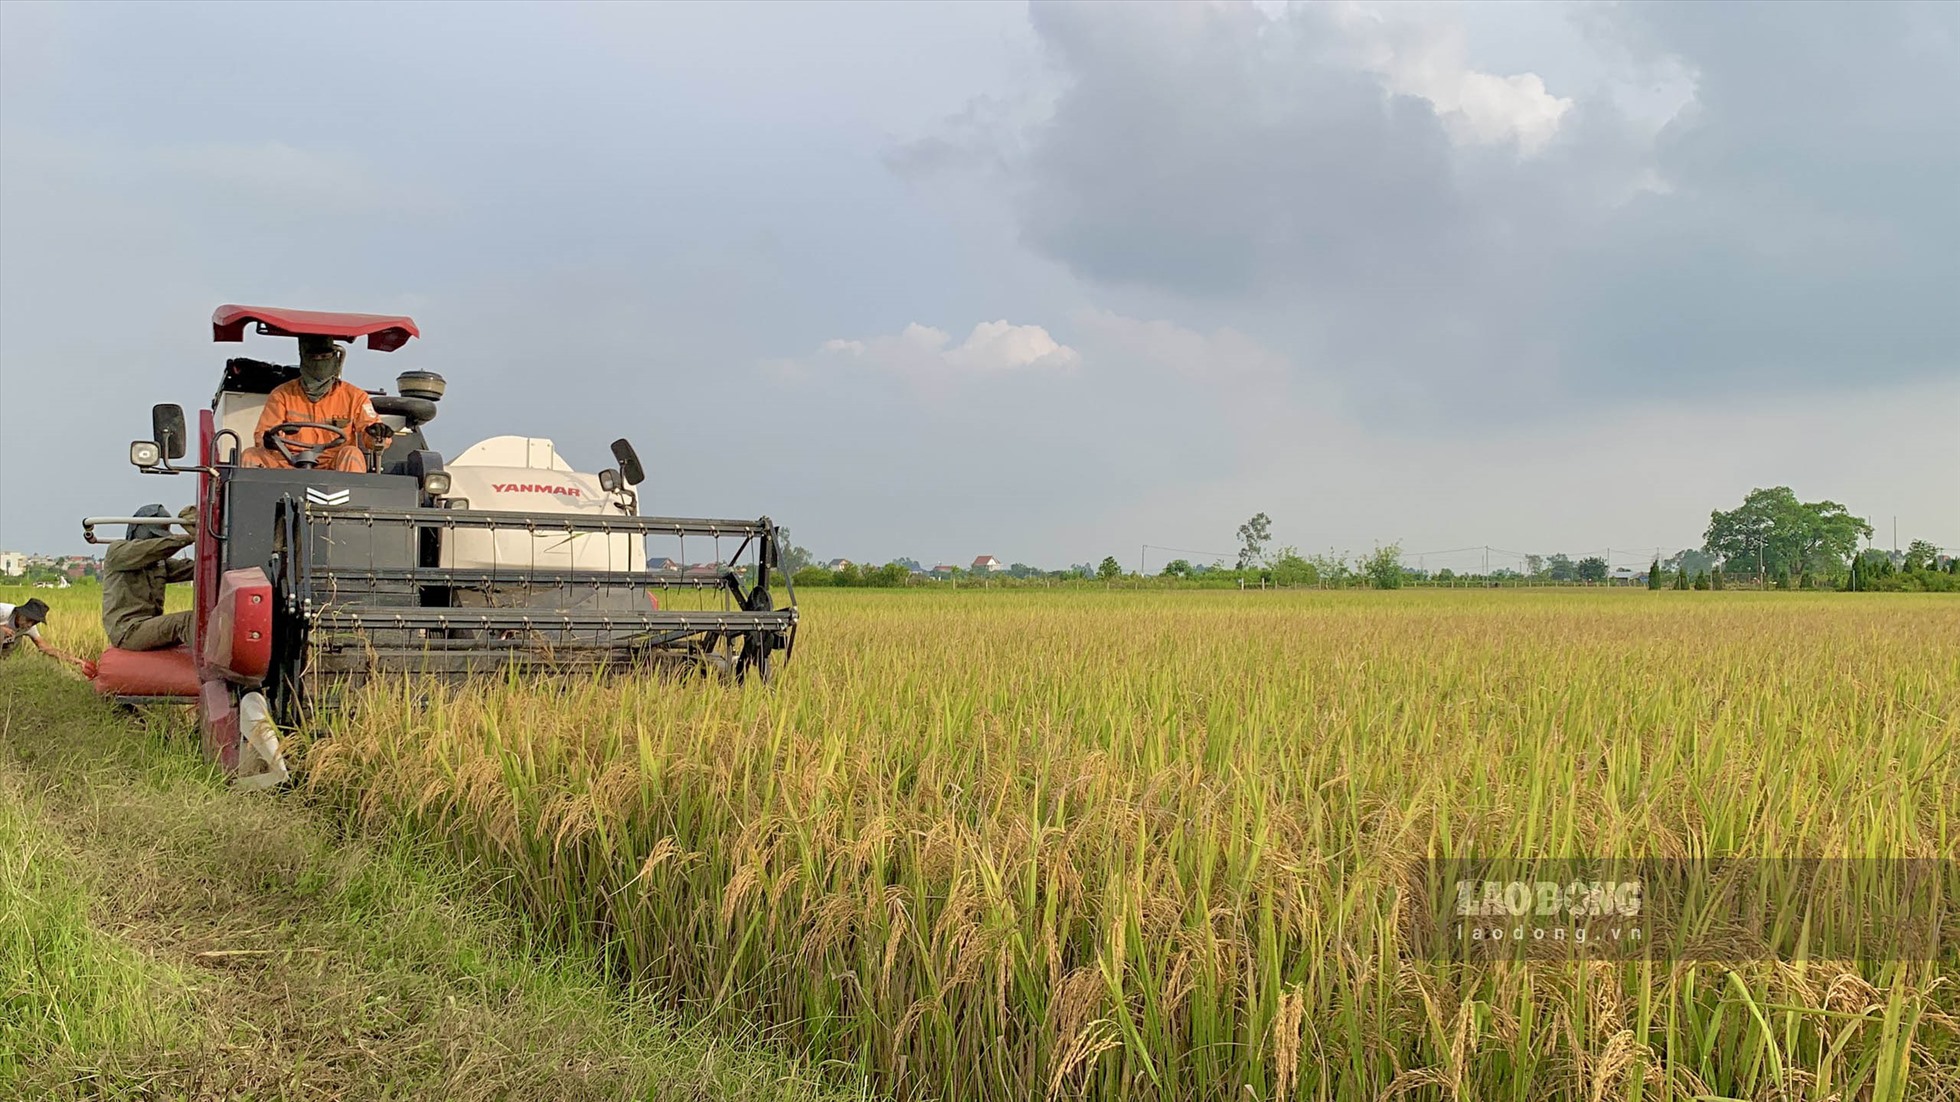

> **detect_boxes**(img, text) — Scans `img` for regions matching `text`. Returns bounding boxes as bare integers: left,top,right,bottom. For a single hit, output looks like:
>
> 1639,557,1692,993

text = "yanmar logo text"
492,482,583,498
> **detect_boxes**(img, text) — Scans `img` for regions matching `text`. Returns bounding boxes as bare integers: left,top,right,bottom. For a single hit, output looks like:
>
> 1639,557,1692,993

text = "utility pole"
1139,544,1145,579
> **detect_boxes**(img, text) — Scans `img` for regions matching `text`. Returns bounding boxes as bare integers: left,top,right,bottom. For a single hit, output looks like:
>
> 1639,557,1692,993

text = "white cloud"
816,319,1080,373
1333,5,1573,154
945,319,1080,371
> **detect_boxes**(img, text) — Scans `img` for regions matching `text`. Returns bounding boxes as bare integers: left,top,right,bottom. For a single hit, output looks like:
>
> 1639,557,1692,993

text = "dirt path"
0,664,869,1102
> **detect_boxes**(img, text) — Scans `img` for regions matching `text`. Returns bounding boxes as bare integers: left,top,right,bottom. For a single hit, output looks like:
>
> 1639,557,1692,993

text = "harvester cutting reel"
258,497,798,726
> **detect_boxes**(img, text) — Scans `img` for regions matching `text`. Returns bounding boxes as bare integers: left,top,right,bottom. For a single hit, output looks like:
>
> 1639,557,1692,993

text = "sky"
2,0,1954,574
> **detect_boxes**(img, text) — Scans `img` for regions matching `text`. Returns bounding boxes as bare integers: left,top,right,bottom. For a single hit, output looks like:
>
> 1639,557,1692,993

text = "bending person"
101,504,198,651
238,335,384,472
1,598,90,674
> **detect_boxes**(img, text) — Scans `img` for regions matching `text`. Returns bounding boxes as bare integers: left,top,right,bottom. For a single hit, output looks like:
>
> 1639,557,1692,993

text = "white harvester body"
442,435,646,574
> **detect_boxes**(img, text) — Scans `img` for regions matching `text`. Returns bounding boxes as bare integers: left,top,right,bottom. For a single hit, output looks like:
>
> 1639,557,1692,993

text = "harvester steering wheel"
265,421,352,469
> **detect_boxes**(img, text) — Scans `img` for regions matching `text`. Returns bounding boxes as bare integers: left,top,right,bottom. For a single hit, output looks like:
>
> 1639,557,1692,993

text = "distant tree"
1904,539,1939,572
892,557,925,573
1705,487,1871,579
1309,550,1353,587
1856,549,1894,579
1546,554,1578,582
1097,556,1123,581
1693,571,1711,591
1007,562,1040,579
1711,567,1725,590
1270,547,1316,586
1673,564,1690,590
1663,548,1717,576
1361,544,1405,590
1524,554,1545,578
1161,559,1194,579
1576,556,1609,583
1437,567,1456,583
1236,513,1273,570
771,527,814,574
867,562,911,586
1647,556,1663,590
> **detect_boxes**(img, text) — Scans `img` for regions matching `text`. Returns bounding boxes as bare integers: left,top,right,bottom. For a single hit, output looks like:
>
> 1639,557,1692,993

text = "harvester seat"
92,645,199,701
214,392,271,463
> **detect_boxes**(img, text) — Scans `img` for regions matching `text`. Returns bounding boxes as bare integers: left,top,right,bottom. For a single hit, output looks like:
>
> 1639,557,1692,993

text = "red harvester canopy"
212,304,420,352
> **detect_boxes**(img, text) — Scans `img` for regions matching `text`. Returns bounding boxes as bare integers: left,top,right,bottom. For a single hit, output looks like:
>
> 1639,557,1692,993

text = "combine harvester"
85,305,796,786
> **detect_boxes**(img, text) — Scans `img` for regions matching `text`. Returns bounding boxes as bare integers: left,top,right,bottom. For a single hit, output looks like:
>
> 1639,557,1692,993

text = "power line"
1142,543,1237,560
1403,545,1485,558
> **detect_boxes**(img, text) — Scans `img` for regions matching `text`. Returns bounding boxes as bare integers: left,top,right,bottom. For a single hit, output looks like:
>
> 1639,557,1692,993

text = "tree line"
771,487,1954,592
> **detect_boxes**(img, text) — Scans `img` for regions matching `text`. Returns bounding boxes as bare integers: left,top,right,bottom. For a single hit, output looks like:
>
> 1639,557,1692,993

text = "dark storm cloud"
954,1,1960,395
1017,3,1462,299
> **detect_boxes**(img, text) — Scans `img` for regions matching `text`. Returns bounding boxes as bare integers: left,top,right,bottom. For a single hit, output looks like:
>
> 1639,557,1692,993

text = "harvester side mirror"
130,441,162,468
598,469,620,493
610,438,645,486
152,404,187,460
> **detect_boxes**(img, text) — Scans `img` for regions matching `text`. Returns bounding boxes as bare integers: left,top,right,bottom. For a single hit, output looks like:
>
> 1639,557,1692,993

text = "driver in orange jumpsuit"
239,336,385,472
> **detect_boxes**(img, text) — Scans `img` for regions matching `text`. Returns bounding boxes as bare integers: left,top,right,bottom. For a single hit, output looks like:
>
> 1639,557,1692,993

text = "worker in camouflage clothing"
101,504,198,651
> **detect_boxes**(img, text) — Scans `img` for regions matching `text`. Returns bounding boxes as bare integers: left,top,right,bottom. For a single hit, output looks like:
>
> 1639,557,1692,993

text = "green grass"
0,750,189,1088
0,656,875,1101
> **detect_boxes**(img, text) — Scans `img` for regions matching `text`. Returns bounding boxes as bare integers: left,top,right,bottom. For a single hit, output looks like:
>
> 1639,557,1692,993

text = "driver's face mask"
298,347,343,401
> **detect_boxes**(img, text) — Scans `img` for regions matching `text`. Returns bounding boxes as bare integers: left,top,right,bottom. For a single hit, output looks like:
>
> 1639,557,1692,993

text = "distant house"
929,564,961,577
647,557,679,572
971,555,1002,573
0,551,24,577
1609,566,1640,585
825,558,854,571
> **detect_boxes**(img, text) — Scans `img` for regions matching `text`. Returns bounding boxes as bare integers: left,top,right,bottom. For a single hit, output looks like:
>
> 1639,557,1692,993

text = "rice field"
12,584,1957,1099
299,588,1958,1101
